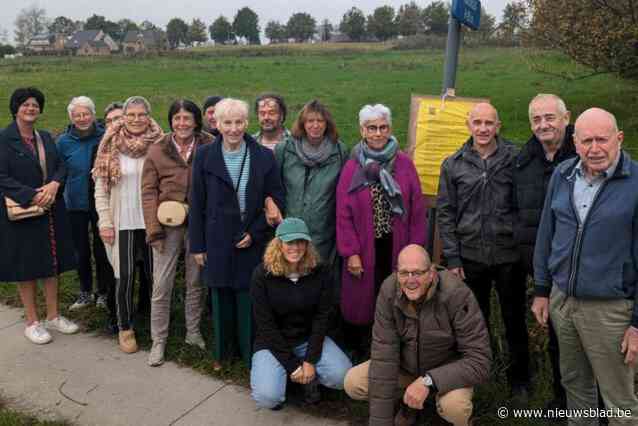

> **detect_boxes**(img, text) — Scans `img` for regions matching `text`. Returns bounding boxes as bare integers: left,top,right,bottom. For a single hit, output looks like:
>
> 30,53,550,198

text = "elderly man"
437,102,530,400
344,245,490,426
533,108,638,425
253,93,293,151
513,94,577,410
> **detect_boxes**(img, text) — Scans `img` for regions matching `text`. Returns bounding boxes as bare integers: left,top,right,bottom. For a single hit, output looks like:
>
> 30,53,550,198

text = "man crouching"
344,244,491,425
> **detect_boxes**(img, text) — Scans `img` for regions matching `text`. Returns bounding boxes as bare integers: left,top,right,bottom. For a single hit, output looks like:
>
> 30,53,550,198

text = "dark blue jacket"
0,121,76,282
56,123,105,211
189,134,285,290
534,152,638,325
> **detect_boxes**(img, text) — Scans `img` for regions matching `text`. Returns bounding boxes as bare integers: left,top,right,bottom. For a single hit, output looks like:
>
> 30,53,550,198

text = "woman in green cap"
250,217,352,410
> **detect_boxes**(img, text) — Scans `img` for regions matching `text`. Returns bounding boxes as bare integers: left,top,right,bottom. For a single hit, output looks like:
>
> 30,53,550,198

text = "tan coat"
368,268,492,425
141,132,213,243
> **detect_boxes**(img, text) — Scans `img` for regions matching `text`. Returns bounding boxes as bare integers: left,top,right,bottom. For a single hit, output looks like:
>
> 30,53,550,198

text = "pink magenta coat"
336,152,427,325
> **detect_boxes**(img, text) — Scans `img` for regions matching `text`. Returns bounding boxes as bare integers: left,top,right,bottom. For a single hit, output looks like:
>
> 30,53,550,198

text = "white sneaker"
43,316,79,334
95,294,108,309
24,321,52,344
148,342,165,367
69,292,93,311
185,332,206,350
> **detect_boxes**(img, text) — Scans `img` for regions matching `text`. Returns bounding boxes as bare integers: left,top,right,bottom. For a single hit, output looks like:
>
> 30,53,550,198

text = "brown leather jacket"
141,132,213,243
368,268,491,425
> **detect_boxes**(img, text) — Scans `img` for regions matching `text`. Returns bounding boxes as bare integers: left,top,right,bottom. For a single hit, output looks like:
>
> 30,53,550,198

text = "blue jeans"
250,337,352,409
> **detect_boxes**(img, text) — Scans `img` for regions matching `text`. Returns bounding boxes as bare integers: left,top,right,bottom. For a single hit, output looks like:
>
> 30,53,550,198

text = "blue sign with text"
451,0,481,30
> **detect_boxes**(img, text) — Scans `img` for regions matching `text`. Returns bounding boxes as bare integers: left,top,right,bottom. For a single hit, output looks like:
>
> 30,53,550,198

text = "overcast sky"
2,0,509,42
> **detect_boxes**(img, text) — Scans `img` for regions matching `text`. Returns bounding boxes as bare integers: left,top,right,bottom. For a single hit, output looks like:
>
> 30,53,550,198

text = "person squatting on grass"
336,104,427,363
56,96,115,312
532,108,638,425
188,98,285,370
0,87,79,344
344,245,491,426
141,99,213,367
93,95,164,354
250,217,352,409
436,103,531,403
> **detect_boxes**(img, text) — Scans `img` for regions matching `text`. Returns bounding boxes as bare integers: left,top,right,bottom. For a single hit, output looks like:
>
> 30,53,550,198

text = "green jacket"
274,139,347,265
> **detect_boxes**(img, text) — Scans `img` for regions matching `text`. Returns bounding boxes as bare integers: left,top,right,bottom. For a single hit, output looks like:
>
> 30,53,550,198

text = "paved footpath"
0,304,347,426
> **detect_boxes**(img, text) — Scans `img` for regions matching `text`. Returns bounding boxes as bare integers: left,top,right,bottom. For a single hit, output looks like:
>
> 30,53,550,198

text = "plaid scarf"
93,118,163,193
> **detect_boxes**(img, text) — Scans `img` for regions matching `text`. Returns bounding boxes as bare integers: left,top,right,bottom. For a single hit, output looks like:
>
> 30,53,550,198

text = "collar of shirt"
172,134,195,161
572,152,620,183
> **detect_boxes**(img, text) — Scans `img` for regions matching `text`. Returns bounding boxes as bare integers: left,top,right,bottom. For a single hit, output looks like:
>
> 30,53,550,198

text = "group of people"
0,86,636,426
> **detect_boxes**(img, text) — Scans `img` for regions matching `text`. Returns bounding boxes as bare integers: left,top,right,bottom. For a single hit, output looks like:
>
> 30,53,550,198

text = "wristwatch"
422,374,434,389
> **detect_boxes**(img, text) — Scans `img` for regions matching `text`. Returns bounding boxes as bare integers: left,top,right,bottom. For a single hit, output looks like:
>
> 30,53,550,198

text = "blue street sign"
451,0,481,30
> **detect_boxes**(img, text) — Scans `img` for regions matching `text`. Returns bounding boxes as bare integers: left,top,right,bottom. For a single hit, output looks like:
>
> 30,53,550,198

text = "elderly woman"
189,98,284,369
250,217,352,410
94,95,163,353
336,104,427,361
267,100,347,279
56,96,115,311
141,99,213,366
0,87,79,344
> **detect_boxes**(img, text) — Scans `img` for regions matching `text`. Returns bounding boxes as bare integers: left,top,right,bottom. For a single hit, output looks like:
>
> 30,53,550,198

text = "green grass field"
1,44,635,425
1,44,637,152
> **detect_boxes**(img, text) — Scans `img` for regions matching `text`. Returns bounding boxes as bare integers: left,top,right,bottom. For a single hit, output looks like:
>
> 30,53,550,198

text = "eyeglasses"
397,269,429,279
125,112,148,121
366,124,390,134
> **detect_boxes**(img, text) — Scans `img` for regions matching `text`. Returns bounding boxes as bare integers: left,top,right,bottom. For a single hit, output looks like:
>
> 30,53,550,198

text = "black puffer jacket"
436,137,519,268
513,126,576,274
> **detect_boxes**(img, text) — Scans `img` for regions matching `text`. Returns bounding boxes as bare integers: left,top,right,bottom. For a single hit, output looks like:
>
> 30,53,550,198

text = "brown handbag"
5,131,49,221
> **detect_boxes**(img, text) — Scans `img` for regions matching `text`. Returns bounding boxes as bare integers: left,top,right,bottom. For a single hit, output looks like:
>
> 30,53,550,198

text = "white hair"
359,104,392,127
67,96,96,119
214,98,249,122
528,94,567,121
123,95,151,114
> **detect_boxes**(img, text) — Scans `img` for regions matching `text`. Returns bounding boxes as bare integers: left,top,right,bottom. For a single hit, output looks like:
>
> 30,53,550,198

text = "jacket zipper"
566,178,609,296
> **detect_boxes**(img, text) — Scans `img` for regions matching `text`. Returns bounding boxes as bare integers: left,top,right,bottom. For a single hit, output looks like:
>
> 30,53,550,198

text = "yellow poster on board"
407,95,489,196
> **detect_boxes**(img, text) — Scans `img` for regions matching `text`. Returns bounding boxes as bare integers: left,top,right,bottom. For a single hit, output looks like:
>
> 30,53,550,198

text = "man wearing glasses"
344,245,491,426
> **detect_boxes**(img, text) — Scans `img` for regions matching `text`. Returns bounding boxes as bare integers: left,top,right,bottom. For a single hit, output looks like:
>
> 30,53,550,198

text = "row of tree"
12,2,505,47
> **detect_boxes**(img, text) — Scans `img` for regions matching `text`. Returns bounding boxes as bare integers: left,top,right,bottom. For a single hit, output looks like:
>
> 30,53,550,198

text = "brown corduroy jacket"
368,268,492,426
141,132,213,243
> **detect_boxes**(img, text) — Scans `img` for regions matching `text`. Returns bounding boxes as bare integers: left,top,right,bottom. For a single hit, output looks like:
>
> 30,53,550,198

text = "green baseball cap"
275,217,312,243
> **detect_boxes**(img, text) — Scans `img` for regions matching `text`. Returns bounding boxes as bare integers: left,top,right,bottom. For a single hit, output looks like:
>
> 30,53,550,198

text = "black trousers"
116,229,152,330
462,258,530,387
68,210,114,295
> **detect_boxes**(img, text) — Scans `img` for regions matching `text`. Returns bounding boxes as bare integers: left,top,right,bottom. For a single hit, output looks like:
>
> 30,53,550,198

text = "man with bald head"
513,94,577,410
436,102,530,401
533,108,638,424
344,245,491,425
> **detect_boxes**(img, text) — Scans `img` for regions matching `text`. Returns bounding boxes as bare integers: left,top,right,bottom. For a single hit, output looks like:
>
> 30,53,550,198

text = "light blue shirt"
570,155,620,223
222,141,250,216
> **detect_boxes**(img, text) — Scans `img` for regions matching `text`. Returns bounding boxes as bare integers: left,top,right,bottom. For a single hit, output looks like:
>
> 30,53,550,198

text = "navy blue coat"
189,134,284,290
0,121,76,282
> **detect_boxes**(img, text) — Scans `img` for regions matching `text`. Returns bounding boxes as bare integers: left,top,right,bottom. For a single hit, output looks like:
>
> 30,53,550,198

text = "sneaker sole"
24,334,52,344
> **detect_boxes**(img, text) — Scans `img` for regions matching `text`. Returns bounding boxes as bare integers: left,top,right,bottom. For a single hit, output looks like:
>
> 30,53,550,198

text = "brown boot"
118,329,138,353
394,405,418,426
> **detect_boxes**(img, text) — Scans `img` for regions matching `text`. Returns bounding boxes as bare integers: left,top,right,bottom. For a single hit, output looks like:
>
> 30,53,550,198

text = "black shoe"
511,384,530,408
104,318,119,335
271,402,284,411
303,379,321,405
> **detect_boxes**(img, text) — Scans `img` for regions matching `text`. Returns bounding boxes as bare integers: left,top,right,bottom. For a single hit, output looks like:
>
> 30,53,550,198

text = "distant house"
77,40,111,56
26,34,66,53
122,30,166,54
65,30,118,54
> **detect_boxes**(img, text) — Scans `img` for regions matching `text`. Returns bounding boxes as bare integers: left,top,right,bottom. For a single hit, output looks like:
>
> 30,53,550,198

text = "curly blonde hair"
263,237,320,277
